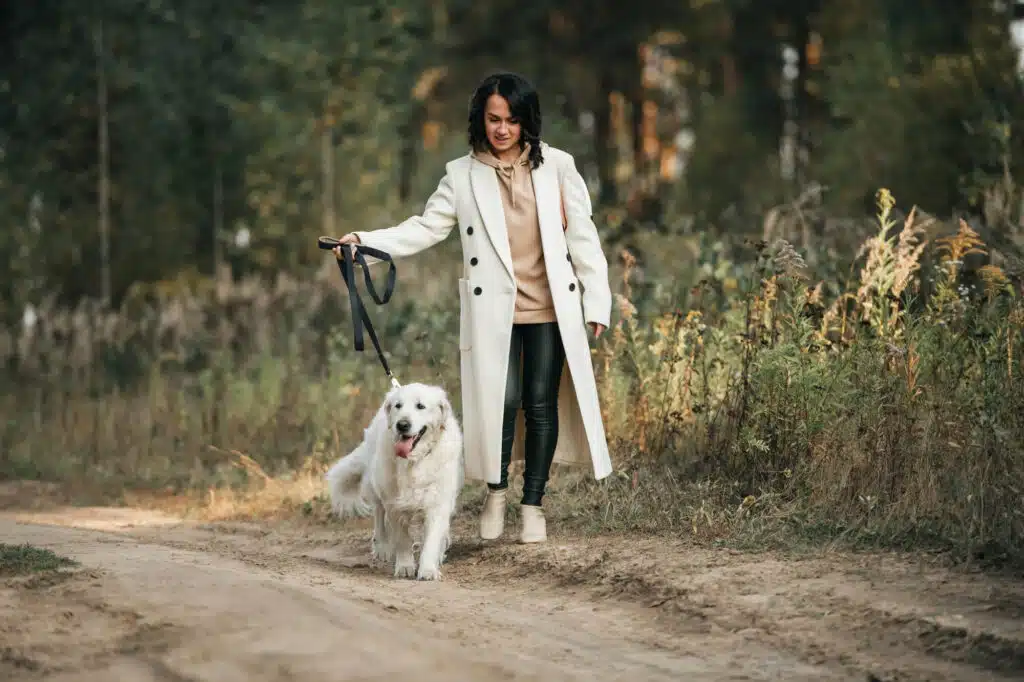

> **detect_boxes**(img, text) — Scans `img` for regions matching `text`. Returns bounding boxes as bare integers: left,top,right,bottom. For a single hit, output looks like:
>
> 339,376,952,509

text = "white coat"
353,142,613,485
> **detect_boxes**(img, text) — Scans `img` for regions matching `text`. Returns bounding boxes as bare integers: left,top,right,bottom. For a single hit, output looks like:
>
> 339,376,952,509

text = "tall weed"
2,190,1022,563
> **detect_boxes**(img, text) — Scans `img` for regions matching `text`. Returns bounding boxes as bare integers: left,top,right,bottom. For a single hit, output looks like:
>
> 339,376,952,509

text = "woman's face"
484,93,521,158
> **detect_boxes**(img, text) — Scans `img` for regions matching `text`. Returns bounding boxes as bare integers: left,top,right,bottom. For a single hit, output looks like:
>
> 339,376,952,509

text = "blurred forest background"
3,0,1024,564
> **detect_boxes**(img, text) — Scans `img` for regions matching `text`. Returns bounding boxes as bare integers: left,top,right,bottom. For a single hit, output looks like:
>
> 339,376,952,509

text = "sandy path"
2,503,1023,681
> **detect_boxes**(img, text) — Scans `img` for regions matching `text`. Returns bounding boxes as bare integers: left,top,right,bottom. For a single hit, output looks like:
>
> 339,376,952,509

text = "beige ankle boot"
479,489,507,540
519,504,547,543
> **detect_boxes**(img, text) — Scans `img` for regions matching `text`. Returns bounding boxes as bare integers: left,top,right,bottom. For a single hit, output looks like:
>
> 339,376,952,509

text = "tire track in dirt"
3,504,1023,682
465,537,1024,682
131,514,1024,682
2,512,844,681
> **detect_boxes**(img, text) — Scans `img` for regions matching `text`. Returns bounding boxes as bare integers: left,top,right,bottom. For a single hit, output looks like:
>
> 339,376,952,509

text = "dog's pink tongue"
394,437,413,459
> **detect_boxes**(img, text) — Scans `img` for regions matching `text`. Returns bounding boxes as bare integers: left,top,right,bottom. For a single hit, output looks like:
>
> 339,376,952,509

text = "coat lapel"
530,156,560,241
469,158,515,280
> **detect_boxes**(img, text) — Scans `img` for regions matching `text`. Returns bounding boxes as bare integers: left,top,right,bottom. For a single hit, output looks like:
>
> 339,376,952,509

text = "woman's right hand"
332,233,361,259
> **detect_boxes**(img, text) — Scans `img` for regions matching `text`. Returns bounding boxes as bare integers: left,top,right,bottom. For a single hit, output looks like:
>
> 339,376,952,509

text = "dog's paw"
371,541,394,564
416,564,441,581
394,561,417,579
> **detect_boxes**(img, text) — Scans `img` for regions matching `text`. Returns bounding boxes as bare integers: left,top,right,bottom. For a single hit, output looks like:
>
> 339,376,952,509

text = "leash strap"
318,236,400,388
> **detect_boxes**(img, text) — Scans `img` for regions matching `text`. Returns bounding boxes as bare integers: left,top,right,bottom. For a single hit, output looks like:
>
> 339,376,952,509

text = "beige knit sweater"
472,144,556,324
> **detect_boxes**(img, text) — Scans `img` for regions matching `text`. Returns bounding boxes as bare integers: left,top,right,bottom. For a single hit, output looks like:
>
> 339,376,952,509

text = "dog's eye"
394,403,402,410
416,403,425,410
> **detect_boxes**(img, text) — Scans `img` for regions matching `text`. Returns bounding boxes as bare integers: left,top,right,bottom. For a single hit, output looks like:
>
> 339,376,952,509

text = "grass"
1,187,1023,567
0,544,78,577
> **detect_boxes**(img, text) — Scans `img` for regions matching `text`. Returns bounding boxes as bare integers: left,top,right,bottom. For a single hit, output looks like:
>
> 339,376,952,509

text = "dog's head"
384,383,452,461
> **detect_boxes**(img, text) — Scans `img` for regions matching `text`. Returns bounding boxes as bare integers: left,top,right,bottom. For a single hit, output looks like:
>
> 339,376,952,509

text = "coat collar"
470,157,515,279
469,145,560,281
529,152,560,240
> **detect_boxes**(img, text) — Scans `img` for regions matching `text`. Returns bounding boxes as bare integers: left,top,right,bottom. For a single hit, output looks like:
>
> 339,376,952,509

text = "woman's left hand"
589,322,606,339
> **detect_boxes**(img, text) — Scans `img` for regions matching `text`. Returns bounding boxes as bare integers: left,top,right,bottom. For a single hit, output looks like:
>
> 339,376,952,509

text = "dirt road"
2,498,1023,681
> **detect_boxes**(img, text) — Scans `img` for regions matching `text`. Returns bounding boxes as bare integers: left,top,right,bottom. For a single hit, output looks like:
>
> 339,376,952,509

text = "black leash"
317,236,401,388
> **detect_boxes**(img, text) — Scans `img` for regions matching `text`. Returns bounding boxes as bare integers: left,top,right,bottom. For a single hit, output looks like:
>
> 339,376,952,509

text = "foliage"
0,544,78,576
3,186,1024,565
4,2,1024,565
591,188,1024,561
4,1,1024,314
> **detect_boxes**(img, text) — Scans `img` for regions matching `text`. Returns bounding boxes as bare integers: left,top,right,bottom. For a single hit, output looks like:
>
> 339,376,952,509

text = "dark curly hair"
467,72,544,169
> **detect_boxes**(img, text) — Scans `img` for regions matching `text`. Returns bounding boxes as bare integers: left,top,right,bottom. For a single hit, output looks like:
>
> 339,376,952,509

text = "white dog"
325,382,463,580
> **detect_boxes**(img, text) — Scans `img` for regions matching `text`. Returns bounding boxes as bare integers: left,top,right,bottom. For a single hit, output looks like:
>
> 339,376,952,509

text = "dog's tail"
325,441,372,518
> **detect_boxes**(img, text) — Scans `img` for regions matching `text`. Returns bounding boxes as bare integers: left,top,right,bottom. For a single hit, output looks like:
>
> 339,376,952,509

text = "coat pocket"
457,277,473,350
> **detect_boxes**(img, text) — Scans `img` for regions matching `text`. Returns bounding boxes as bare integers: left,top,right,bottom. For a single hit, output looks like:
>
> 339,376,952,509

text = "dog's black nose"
396,418,412,434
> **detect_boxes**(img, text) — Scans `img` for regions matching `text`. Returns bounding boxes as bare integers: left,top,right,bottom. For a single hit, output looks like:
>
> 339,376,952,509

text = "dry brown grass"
2,189,1023,565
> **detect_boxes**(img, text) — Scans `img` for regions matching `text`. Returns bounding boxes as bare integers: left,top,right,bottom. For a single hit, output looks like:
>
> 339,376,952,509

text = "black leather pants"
488,322,565,506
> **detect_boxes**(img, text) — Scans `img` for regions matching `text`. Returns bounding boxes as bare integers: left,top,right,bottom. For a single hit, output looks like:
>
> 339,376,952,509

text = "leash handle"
317,236,343,250
318,237,396,305
319,236,399,384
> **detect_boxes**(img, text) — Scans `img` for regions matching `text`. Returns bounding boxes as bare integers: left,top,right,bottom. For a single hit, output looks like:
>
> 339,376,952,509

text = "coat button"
467,226,474,235
470,257,478,266
474,286,482,295
569,283,576,292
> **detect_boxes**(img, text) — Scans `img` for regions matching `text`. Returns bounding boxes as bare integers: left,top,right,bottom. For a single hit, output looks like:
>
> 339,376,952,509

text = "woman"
333,72,613,544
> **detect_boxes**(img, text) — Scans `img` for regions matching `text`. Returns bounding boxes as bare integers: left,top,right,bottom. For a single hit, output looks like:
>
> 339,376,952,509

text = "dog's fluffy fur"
326,382,463,581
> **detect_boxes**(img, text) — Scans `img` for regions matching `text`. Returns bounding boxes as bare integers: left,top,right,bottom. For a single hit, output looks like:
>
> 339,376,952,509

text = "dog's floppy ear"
438,394,452,429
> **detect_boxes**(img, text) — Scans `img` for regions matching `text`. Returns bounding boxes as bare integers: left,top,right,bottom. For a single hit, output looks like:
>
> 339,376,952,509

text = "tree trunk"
793,13,812,189
398,108,423,202
321,125,335,236
595,68,616,205
630,47,645,185
93,17,111,307
213,160,223,278
400,1,448,202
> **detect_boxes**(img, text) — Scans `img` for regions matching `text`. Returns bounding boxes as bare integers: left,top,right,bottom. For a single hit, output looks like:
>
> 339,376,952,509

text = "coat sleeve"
351,173,457,264
559,153,612,328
